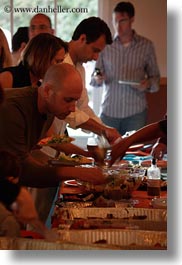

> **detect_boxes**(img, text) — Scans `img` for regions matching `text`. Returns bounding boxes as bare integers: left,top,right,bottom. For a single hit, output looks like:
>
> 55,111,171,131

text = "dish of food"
151,198,167,209
49,153,94,166
38,134,74,146
78,165,146,200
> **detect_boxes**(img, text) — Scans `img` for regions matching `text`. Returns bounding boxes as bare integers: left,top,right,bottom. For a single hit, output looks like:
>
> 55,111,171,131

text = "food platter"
151,198,167,209
38,135,74,146
48,157,94,166
57,229,167,249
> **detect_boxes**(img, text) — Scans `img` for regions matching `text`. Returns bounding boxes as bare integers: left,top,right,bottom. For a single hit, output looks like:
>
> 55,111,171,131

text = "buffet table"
50,160,167,250
12,159,167,250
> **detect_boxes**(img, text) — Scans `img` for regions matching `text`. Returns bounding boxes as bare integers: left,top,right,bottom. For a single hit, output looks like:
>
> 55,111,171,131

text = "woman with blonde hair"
0,28,13,69
0,33,68,88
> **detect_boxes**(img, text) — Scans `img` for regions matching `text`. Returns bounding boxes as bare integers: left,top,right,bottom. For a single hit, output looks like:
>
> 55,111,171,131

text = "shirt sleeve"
145,42,160,93
0,102,29,160
90,54,105,87
20,151,60,188
0,103,60,188
65,64,102,129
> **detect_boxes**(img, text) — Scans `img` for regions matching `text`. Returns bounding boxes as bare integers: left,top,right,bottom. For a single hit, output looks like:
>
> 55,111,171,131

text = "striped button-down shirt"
92,31,160,119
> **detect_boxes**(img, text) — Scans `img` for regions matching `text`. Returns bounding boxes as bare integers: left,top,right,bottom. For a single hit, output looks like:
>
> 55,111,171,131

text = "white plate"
118,80,140,86
64,180,82,187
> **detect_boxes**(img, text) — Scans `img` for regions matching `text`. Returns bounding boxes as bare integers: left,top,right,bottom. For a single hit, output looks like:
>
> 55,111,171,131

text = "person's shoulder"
0,65,14,73
134,32,153,45
4,86,33,101
0,70,12,80
0,65,24,87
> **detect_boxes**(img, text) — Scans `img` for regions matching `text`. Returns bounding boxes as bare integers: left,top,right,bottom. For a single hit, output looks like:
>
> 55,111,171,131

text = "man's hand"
103,126,121,144
151,142,167,160
132,79,151,92
109,137,130,166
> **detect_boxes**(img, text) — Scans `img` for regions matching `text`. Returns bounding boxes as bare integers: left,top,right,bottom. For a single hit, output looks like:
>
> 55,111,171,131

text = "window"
1,0,98,40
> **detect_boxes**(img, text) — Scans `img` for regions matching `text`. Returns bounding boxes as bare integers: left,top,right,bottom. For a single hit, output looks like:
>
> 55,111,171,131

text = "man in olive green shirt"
0,63,105,188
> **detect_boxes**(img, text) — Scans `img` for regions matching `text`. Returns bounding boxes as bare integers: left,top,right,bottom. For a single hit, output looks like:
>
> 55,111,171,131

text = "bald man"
0,63,105,188
29,13,54,39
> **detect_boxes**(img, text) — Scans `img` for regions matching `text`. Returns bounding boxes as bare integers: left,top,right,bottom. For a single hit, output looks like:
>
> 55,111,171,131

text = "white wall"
99,0,167,76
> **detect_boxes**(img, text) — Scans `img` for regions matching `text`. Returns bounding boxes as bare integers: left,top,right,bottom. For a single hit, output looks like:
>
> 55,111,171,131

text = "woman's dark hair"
72,16,112,44
22,33,68,79
113,2,135,18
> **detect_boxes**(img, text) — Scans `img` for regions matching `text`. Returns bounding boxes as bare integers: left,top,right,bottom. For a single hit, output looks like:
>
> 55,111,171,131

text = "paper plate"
64,180,82,187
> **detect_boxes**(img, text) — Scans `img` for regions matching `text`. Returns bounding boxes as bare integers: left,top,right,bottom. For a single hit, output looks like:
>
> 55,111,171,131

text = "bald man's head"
39,63,83,119
42,63,82,91
29,13,54,39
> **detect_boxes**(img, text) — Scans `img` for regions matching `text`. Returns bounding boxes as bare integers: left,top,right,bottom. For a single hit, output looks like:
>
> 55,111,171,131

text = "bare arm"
0,71,13,89
110,121,166,165
19,149,106,187
48,142,91,157
79,118,121,144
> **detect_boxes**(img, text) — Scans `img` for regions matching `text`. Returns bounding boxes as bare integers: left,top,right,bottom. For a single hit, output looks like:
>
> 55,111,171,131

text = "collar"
113,30,138,44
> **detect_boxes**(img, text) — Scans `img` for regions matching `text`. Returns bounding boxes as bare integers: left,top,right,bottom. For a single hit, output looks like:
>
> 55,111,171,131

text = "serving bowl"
81,165,146,200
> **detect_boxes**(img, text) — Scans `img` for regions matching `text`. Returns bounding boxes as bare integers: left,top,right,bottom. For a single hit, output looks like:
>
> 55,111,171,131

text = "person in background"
0,33,68,89
51,17,121,144
11,27,29,66
0,63,105,187
110,118,167,165
0,28,13,70
91,2,160,135
29,13,54,39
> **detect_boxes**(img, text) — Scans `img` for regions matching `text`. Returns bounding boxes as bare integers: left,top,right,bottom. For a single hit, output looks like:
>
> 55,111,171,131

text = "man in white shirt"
52,17,121,144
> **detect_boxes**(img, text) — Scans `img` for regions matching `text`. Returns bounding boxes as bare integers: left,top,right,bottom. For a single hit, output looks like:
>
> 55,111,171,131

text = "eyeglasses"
30,25,51,31
118,18,130,25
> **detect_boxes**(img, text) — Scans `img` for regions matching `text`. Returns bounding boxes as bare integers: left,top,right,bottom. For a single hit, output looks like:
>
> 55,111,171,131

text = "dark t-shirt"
0,62,31,88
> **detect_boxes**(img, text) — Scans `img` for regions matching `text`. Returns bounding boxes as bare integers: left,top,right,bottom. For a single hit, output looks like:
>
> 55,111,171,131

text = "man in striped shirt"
91,2,160,135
